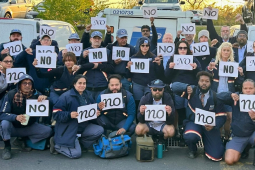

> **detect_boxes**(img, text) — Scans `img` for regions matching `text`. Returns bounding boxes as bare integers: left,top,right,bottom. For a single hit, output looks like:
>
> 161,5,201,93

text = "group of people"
0,7,254,166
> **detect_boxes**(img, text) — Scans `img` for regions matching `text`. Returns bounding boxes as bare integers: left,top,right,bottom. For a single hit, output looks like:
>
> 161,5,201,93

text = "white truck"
97,8,193,46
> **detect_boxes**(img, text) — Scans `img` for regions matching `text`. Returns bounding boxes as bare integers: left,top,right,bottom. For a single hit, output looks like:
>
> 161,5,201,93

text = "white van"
139,0,185,11
0,18,76,50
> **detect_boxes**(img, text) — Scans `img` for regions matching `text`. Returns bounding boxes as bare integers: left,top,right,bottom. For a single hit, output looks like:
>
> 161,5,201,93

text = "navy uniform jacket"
239,52,255,82
233,47,247,63
30,37,59,54
81,32,112,49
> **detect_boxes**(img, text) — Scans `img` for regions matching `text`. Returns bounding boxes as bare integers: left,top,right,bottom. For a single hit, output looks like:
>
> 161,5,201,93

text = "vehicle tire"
4,12,12,18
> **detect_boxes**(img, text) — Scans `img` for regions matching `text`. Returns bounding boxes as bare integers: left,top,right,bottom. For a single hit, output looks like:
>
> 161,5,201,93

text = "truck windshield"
144,0,178,3
0,0,8,2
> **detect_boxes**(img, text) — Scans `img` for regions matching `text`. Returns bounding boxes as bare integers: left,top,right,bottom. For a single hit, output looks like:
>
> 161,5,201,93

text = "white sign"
66,43,83,56
195,108,215,126
112,46,130,61
3,41,23,56
157,43,175,57
101,93,123,111
35,53,56,68
40,26,56,40
192,42,210,56
36,45,55,57
26,99,49,117
246,57,255,71
239,94,255,112
130,58,150,73
219,61,239,77
77,104,98,123
174,55,193,70
247,41,254,53
181,23,196,35
145,105,166,121
203,8,219,20
88,48,108,63
91,17,106,30
6,68,26,83
143,7,157,18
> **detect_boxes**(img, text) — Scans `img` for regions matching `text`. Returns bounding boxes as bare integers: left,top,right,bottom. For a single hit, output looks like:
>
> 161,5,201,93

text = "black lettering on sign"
116,50,125,58
94,20,105,25
196,113,214,124
159,46,173,53
40,56,51,65
41,29,54,36
7,45,21,54
38,104,46,112
38,50,52,53
135,62,145,70
79,108,96,120
193,45,207,53
223,65,234,73
8,72,25,81
93,51,103,59
177,58,190,65
103,98,121,107
29,104,46,113
144,9,156,15
249,60,255,66
146,109,165,119
182,26,194,32
241,100,255,110
69,46,81,52
204,10,217,17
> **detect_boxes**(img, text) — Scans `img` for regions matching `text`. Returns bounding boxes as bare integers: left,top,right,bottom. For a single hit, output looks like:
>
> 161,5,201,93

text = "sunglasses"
22,82,32,86
141,45,149,47
178,47,188,50
142,30,150,32
152,88,163,92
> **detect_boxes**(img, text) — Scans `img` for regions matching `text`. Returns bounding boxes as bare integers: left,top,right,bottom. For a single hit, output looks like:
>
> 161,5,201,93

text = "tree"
182,0,211,10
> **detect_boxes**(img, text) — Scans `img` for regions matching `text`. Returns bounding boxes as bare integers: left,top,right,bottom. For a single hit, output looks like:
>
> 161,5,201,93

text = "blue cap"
116,29,128,38
148,79,165,88
41,34,51,40
68,33,80,40
91,31,102,38
10,29,22,35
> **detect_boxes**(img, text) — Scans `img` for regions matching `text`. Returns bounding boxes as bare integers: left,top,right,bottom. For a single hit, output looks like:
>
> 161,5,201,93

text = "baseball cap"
10,29,22,36
116,29,128,38
91,31,103,38
68,33,80,40
41,34,51,40
148,79,165,88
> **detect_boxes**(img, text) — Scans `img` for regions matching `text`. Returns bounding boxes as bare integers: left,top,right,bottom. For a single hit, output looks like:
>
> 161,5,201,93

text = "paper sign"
219,61,239,77
91,17,106,30
88,48,108,63
6,68,26,83
203,8,219,20
174,55,193,70
77,104,98,123
26,99,49,117
35,53,56,68
181,23,196,35
143,7,157,18
145,105,166,121
36,45,55,57
3,41,23,56
246,57,255,71
40,26,56,40
157,43,175,57
195,108,215,126
239,94,255,112
66,43,83,56
247,41,254,53
130,58,150,73
192,42,210,56
112,46,130,61
101,93,123,111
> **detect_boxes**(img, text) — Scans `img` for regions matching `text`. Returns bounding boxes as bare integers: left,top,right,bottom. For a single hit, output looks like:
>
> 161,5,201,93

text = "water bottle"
157,143,165,159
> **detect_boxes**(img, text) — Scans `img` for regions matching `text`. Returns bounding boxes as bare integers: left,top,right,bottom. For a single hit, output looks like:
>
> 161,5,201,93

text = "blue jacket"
172,82,226,130
217,92,255,137
233,47,247,63
53,88,94,147
96,88,136,131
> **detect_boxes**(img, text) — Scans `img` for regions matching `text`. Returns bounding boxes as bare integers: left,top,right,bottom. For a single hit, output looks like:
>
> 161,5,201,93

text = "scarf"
13,90,33,107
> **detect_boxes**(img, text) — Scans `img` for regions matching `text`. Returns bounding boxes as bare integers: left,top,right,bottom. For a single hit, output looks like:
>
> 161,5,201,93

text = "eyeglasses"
142,30,150,32
152,88,163,92
178,47,188,50
238,35,247,38
2,60,13,64
141,45,149,47
42,39,51,42
21,82,32,86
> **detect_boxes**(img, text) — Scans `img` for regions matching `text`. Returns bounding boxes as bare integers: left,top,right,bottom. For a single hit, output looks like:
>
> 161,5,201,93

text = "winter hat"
198,30,209,41
139,37,151,46
237,30,248,38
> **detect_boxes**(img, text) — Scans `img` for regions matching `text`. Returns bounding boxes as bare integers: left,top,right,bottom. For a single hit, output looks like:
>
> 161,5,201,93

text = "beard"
198,84,211,94
222,34,229,40
239,39,247,46
110,88,121,93
152,93,163,101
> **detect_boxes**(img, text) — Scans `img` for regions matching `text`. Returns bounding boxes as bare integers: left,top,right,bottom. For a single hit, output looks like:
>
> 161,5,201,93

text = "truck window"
49,25,73,48
0,0,8,2
144,0,178,3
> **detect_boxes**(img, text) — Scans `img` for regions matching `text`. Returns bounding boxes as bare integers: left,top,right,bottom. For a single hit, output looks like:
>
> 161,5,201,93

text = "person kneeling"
135,79,175,141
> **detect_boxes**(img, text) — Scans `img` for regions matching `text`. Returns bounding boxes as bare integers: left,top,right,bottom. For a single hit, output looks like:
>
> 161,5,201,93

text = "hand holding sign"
181,23,196,35
91,17,107,30
231,93,239,106
203,8,219,20
143,7,157,18
140,105,147,115
248,110,255,120
165,105,172,115
71,111,78,119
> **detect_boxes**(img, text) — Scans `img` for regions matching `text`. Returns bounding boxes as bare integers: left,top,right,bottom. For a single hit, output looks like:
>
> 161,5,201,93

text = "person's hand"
177,30,182,38
114,58,122,65
116,128,126,135
248,110,255,120
37,95,47,102
153,56,161,66
62,49,67,56
83,50,89,58
231,93,239,106
169,62,175,68
16,115,26,123
126,61,133,70
1,48,9,55
235,14,245,24
187,86,193,100
238,66,244,76
208,62,217,70
72,65,80,74
205,125,213,131
0,65,3,73
150,17,154,24
96,110,101,117
211,39,218,47
232,42,239,48
71,112,78,119
106,25,111,33
98,102,105,110
93,63,99,69
86,24,92,32
32,58,38,67
25,48,33,55
140,105,147,115
165,105,172,115
127,78,131,82
207,6,212,10
190,63,197,69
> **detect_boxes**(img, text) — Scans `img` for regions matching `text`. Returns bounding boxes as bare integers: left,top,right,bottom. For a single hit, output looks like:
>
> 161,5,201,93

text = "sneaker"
188,151,197,159
49,137,58,155
2,147,11,160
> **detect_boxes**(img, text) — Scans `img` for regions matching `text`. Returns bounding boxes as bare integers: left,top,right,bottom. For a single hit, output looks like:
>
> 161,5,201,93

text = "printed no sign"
195,108,215,126
26,99,49,117
66,43,83,56
3,41,23,56
88,48,108,63
145,105,166,121
40,26,56,39
218,61,238,77
174,55,193,70
246,57,255,71
130,58,150,73
77,104,98,123
112,46,130,61
181,23,196,35
91,17,106,30
6,68,26,83
202,8,219,20
157,43,175,57
239,94,255,112
101,93,123,110
143,7,157,18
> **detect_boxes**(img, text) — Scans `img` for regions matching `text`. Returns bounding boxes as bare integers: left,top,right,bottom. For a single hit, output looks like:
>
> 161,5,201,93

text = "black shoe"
49,137,58,155
188,151,197,159
179,138,185,147
2,147,11,160
241,144,251,159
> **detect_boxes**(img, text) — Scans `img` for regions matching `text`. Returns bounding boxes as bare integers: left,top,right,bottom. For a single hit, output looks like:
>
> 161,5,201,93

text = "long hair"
215,42,234,64
174,40,192,55
134,44,155,58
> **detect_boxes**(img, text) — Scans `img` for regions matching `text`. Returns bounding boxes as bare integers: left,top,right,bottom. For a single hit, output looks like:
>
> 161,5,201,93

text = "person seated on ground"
97,74,136,136
0,74,53,160
217,79,255,165
135,79,175,141
51,74,103,159
172,71,226,161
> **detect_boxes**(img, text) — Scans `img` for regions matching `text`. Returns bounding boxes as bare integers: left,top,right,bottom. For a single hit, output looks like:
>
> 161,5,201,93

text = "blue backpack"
93,131,132,158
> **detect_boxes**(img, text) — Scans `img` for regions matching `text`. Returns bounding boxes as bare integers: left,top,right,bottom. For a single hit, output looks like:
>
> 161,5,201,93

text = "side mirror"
138,1,143,5
10,0,16,4
180,1,185,5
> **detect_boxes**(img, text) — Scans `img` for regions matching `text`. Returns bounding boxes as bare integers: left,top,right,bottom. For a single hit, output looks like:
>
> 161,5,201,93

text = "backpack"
93,131,132,159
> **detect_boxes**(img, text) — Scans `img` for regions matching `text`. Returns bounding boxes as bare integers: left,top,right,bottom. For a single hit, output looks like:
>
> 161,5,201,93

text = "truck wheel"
4,12,12,18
